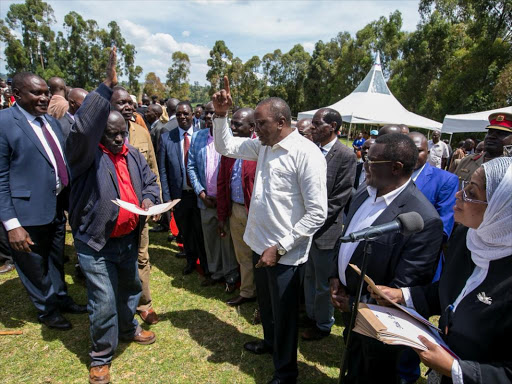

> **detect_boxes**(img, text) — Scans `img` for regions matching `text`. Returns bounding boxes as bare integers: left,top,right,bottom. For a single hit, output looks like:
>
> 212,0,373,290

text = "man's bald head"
297,118,312,135
108,110,125,126
48,77,67,97
400,125,410,134
463,138,475,151
68,88,88,115
111,87,134,121
101,111,128,154
166,98,180,116
254,97,293,147
379,124,403,136
231,107,255,138
408,132,428,169
257,97,292,127
145,103,163,125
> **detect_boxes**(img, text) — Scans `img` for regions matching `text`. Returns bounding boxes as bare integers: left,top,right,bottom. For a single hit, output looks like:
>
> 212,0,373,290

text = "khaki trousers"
229,203,256,298
137,222,152,312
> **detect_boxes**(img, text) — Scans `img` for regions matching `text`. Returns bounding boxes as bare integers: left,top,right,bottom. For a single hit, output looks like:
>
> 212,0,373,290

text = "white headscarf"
453,157,512,310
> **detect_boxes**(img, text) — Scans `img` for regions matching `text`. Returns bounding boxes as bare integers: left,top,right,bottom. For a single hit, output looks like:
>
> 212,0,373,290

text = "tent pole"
449,132,453,145
348,122,353,141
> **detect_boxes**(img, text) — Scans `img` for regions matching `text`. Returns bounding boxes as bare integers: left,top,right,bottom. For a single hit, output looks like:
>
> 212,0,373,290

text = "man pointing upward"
212,77,327,384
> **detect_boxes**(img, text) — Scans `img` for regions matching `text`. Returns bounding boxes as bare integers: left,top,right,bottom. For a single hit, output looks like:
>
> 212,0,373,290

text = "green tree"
206,40,233,95
166,51,191,99
189,81,210,104
143,72,166,99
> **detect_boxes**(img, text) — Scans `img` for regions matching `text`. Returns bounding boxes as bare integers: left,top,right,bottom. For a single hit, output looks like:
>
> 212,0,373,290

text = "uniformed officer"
454,112,512,185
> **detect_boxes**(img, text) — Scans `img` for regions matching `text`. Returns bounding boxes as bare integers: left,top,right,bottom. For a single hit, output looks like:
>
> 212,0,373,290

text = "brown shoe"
226,295,256,307
301,325,330,341
139,308,159,325
132,329,156,345
89,365,110,384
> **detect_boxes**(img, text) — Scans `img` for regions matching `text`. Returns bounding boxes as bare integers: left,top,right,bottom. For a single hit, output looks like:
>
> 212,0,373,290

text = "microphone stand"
338,239,373,384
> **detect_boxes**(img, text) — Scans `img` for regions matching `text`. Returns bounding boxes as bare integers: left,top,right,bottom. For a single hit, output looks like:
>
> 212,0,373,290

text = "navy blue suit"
158,126,207,271
0,104,74,319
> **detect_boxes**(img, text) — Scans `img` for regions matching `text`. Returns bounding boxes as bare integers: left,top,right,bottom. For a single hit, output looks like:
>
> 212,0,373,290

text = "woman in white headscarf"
369,157,512,384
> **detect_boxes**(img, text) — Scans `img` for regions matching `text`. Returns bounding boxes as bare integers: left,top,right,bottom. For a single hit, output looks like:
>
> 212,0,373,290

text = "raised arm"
212,76,260,160
65,47,117,180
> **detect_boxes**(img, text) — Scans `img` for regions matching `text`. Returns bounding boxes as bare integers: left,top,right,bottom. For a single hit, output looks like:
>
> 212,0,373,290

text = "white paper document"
111,199,181,216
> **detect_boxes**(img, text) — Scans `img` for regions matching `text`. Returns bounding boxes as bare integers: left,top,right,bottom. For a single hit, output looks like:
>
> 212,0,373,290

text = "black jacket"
411,225,512,384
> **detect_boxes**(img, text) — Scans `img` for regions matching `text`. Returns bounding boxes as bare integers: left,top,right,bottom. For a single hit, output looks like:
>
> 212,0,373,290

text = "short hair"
177,100,192,111
375,133,418,175
257,97,291,126
12,72,44,90
320,108,342,132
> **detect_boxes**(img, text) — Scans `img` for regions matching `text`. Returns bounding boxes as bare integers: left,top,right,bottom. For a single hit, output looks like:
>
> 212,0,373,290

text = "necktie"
35,117,69,187
183,131,191,187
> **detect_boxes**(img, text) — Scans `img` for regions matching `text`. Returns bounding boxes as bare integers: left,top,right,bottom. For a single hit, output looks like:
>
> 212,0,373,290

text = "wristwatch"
276,242,287,256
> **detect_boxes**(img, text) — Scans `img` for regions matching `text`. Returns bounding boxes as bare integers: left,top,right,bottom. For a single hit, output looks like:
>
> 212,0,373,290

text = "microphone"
340,212,424,243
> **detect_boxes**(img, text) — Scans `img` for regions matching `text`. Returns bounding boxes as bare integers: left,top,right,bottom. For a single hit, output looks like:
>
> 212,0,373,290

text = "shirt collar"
150,120,158,130
16,104,41,124
412,163,427,182
99,142,129,157
67,111,75,121
179,126,194,136
320,137,337,154
273,129,299,151
367,178,411,206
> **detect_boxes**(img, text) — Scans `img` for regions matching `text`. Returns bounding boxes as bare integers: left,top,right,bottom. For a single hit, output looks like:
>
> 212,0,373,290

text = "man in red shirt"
216,108,257,306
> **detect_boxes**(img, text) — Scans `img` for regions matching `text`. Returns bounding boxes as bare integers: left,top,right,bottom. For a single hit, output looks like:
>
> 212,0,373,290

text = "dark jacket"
58,112,74,140
216,156,257,223
313,139,356,249
334,181,444,298
0,104,68,226
65,84,160,252
411,225,512,384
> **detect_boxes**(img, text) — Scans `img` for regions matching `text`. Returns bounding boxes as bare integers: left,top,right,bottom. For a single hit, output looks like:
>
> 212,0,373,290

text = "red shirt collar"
99,143,129,157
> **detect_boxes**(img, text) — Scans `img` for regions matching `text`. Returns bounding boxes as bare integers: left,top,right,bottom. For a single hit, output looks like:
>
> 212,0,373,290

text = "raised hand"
211,76,232,117
104,46,118,88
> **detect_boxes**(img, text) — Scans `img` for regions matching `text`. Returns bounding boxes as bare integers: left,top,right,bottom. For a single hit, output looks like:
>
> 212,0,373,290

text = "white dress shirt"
179,126,194,191
320,137,337,155
213,117,327,266
3,106,66,231
338,179,411,285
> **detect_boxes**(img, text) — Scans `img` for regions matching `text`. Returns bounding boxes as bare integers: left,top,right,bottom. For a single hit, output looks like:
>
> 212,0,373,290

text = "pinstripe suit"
187,128,238,283
304,139,357,331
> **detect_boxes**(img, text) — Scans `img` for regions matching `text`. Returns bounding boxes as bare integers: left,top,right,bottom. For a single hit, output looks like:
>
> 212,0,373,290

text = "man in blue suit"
158,101,208,276
0,72,86,330
399,131,459,384
188,101,239,289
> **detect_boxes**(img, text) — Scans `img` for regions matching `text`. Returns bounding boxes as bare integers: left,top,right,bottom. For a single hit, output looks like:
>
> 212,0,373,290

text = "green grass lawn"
0,228,429,383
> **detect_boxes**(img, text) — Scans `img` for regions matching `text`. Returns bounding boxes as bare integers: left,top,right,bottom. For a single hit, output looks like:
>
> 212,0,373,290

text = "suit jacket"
129,121,160,188
335,181,444,299
150,120,171,159
411,225,512,384
354,162,364,190
414,162,458,239
217,156,257,223
58,112,74,140
0,104,68,226
313,140,356,249
158,125,200,202
66,84,160,251
187,128,220,209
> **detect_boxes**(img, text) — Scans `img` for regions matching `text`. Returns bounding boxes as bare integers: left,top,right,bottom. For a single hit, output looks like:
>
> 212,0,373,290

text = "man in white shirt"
212,77,327,384
428,129,449,169
330,133,443,384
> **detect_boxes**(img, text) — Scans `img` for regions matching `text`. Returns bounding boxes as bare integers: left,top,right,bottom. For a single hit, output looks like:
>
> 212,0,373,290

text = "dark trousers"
0,225,12,264
174,191,208,274
76,231,141,366
11,211,73,319
253,252,303,382
342,313,404,384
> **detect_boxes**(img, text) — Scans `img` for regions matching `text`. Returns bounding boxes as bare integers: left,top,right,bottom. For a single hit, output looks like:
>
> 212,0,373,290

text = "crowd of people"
0,47,511,384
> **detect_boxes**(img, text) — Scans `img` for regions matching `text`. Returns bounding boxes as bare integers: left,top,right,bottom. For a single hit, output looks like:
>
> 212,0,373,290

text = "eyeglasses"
460,180,487,205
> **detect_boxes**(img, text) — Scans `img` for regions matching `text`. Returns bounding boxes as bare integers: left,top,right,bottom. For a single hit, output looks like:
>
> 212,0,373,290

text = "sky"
0,0,422,85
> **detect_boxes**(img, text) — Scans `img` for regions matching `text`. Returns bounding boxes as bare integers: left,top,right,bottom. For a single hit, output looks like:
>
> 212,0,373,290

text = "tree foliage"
143,72,166,99
167,51,191,100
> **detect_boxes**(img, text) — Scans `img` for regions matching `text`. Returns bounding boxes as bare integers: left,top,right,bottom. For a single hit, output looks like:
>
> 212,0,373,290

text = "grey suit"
150,120,171,160
58,112,74,140
304,139,356,332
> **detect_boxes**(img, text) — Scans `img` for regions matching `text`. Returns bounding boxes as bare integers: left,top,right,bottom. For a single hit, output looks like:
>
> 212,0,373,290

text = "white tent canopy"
441,106,512,134
297,53,442,131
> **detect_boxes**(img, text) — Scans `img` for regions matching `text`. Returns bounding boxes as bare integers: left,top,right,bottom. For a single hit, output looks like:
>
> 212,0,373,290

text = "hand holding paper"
112,199,181,216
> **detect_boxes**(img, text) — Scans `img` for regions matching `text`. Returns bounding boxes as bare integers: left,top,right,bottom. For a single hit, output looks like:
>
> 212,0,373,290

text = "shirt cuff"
401,287,415,309
3,218,21,231
278,234,295,252
451,360,464,384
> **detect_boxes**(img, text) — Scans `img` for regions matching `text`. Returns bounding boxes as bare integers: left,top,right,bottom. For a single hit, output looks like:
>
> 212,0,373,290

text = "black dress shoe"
61,302,88,314
226,295,256,306
149,224,167,232
244,340,273,355
175,251,187,259
167,234,176,243
38,314,72,330
182,264,195,275
301,325,330,341
267,378,296,384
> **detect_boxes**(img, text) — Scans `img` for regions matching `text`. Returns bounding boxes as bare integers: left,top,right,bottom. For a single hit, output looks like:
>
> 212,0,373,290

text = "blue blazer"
0,104,67,226
414,162,458,239
187,129,220,209
158,125,200,202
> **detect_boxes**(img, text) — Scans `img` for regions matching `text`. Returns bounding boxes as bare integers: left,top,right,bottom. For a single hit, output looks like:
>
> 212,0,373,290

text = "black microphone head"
397,212,424,236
